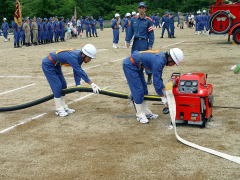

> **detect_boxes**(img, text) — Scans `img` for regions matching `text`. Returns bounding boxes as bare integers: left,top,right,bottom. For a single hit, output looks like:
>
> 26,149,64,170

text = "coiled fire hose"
210,10,235,34
0,86,162,112
165,81,240,165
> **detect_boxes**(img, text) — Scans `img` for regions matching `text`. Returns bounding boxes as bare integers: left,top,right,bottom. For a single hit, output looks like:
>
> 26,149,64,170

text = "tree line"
0,0,237,22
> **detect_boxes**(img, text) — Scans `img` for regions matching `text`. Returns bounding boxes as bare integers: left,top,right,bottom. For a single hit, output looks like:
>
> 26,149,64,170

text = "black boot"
17,43,20,48
14,43,17,48
161,35,163,38
147,74,152,85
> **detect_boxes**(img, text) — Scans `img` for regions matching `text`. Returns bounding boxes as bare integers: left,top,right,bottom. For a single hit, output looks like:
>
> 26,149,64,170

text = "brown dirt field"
0,26,239,180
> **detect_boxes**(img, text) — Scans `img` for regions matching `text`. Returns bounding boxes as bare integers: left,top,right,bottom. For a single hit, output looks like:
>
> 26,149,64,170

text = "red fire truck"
210,0,240,44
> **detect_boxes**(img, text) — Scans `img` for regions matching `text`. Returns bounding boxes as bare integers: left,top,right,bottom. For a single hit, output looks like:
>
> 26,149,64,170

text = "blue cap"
138,2,146,8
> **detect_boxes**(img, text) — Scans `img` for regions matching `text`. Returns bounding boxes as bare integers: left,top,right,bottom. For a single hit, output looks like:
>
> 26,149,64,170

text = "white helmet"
197,10,201,14
170,48,184,65
126,13,131,17
82,44,97,59
3,17,7,21
115,13,120,18
203,10,206,13
136,13,139,16
132,11,136,15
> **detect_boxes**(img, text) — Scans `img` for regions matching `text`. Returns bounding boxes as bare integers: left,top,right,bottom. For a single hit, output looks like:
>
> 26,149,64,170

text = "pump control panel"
178,80,198,94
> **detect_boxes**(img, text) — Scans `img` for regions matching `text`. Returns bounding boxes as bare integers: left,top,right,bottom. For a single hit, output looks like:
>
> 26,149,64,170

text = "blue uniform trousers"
169,24,175,37
91,26,97,36
100,24,103,30
123,58,148,104
86,27,91,37
14,31,20,44
113,29,119,43
3,31,8,39
20,31,25,43
42,57,67,98
162,25,170,37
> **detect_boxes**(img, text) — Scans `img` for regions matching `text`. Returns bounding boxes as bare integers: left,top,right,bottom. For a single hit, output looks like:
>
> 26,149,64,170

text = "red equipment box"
171,73,213,127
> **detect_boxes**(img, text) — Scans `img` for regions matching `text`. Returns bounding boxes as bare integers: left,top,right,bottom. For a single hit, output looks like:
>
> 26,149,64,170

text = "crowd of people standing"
1,16,104,48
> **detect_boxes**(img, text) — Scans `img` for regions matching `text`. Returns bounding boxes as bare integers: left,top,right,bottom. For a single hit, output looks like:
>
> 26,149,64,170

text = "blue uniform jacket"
126,50,167,96
48,49,90,85
111,19,120,29
162,16,170,27
98,18,103,25
126,16,154,48
1,22,9,31
12,21,19,32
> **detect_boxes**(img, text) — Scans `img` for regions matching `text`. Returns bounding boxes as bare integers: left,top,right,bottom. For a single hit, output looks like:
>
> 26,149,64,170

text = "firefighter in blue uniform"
42,44,101,117
123,48,184,124
12,20,20,48
1,18,9,42
90,16,98,37
42,18,48,43
169,12,176,38
48,17,54,43
111,13,120,48
39,18,44,44
85,16,91,37
126,2,155,85
124,13,131,47
80,16,84,33
20,18,25,46
161,12,170,38
59,17,65,41
155,14,160,28
54,17,60,42
98,16,104,31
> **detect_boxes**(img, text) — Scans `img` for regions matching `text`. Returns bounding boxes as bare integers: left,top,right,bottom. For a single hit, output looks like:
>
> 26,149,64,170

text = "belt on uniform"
130,57,137,66
48,55,57,65
130,57,143,69
134,37,147,40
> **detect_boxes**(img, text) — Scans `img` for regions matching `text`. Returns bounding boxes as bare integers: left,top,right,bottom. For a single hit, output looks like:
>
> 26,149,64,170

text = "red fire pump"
209,0,240,44
170,73,213,127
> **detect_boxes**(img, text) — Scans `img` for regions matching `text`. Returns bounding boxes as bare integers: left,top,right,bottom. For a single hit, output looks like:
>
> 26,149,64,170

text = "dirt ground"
0,25,239,180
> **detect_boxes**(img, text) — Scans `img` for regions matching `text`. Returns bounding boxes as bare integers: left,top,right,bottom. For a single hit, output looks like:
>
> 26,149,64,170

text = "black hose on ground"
0,87,162,112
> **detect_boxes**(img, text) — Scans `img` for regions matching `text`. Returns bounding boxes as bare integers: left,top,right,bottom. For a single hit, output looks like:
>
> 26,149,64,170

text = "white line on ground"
0,86,109,134
85,64,101,70
0,113,47,134
0,83,36,96
0,75,72,80
97,49,108,52
0,75,34,78
65,57,124,75
161,41,186,48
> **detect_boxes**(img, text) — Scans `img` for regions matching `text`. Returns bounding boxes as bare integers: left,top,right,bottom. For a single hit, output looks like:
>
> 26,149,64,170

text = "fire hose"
210,10,235,34
0,86,239,164
165,81,240,165
0,86,162,112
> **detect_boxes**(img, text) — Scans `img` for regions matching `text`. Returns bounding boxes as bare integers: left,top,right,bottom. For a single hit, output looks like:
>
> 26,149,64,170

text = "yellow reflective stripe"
55,48,76,54
140,49,161,54
65,87,161,99
103,89,128,96
144,95,161,99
